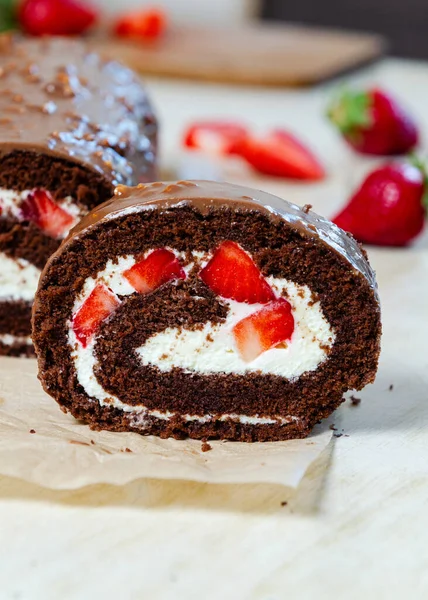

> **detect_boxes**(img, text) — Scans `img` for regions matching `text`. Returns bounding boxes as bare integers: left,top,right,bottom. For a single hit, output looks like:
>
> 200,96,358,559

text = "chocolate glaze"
0,35,157,185
68,180,378,295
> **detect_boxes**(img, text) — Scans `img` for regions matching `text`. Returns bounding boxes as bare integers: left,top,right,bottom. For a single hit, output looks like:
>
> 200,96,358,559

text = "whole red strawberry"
334,162,427,246
19,0,98,36
328,88,419,155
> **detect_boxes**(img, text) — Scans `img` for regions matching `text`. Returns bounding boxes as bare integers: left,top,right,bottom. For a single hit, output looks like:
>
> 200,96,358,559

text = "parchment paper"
0,357,332,490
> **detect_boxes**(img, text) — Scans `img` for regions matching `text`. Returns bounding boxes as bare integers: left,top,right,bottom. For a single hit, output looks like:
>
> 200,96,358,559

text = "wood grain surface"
94,24,385,87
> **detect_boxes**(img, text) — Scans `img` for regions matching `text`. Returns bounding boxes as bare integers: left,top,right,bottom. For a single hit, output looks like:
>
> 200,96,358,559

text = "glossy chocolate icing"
68,180,378,294
0,35,156,184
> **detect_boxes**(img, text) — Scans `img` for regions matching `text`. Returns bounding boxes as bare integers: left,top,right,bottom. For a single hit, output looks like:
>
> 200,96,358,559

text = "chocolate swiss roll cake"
33,181,381,442
0,35,157,356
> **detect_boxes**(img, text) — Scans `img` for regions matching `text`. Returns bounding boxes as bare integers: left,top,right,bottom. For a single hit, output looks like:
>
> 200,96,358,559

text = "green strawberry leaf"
0,0,18,32
327,88,373,136
408,153,428,213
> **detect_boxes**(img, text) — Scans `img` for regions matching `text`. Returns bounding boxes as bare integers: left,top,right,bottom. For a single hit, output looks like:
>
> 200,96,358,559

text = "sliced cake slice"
0,35,157,356
33,180,381,442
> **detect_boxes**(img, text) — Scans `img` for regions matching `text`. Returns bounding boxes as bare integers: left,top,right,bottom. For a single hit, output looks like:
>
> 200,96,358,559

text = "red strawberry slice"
233,298,295,362
236,129,325,180
114,8,167,40
19,0,98,36
183,122,249,155
200,241,275,304
124,248,186,294
21,189,75,239
73,284,120,348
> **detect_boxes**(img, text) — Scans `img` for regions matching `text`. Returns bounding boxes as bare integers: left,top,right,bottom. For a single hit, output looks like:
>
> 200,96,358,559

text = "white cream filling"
68,250,336,426
0,333,32,346
68,335,298,426
0,253,41,302
137,278,333,378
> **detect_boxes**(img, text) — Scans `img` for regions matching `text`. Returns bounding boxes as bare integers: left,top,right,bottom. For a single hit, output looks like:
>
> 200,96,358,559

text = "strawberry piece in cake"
200,240,275,304
124,248,186,294
72,284,120,347
21,190,76,239
233,299,295,362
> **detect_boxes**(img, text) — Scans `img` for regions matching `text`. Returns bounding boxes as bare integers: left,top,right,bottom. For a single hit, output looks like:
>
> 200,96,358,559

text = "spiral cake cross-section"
33,181,381,442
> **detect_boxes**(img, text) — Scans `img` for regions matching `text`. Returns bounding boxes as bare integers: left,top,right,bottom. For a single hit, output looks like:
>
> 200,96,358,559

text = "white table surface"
1,58,428,599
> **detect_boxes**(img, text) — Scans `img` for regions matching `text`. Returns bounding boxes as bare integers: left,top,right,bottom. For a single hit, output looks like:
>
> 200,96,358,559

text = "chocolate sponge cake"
0,35,156,356
33,181,381,442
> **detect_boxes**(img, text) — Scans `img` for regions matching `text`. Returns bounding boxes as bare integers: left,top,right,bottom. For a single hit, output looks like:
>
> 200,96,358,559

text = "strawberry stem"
0,0,18,31
327,89,372,135
408,153,428,212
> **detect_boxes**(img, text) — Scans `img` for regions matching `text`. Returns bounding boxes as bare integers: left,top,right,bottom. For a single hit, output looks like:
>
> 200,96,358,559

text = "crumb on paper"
201,440,212,453
302,204,313,214
90,440,95,445
125,448,132,453
389,384,394,391
329,424,337,431
350,395,361,406
281,501,288,506
29,429,36,434
333,432,343,438
69,440,91,446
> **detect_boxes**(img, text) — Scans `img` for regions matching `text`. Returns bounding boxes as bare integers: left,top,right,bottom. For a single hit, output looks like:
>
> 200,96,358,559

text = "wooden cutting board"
94,23,386,87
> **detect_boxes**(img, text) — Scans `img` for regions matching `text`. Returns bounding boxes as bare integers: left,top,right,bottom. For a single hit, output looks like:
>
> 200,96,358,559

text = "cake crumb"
281,501,288,506
333,432,343,438
329,424,337,431
350,395,361,406
319,342,331,353
389,384,394,391
201,440,212,452
302,204,312,214
69,439,90,446
90,439,95,445
206,333,214,343
276,341,288,349
125,447,133,453
29,429,36,434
